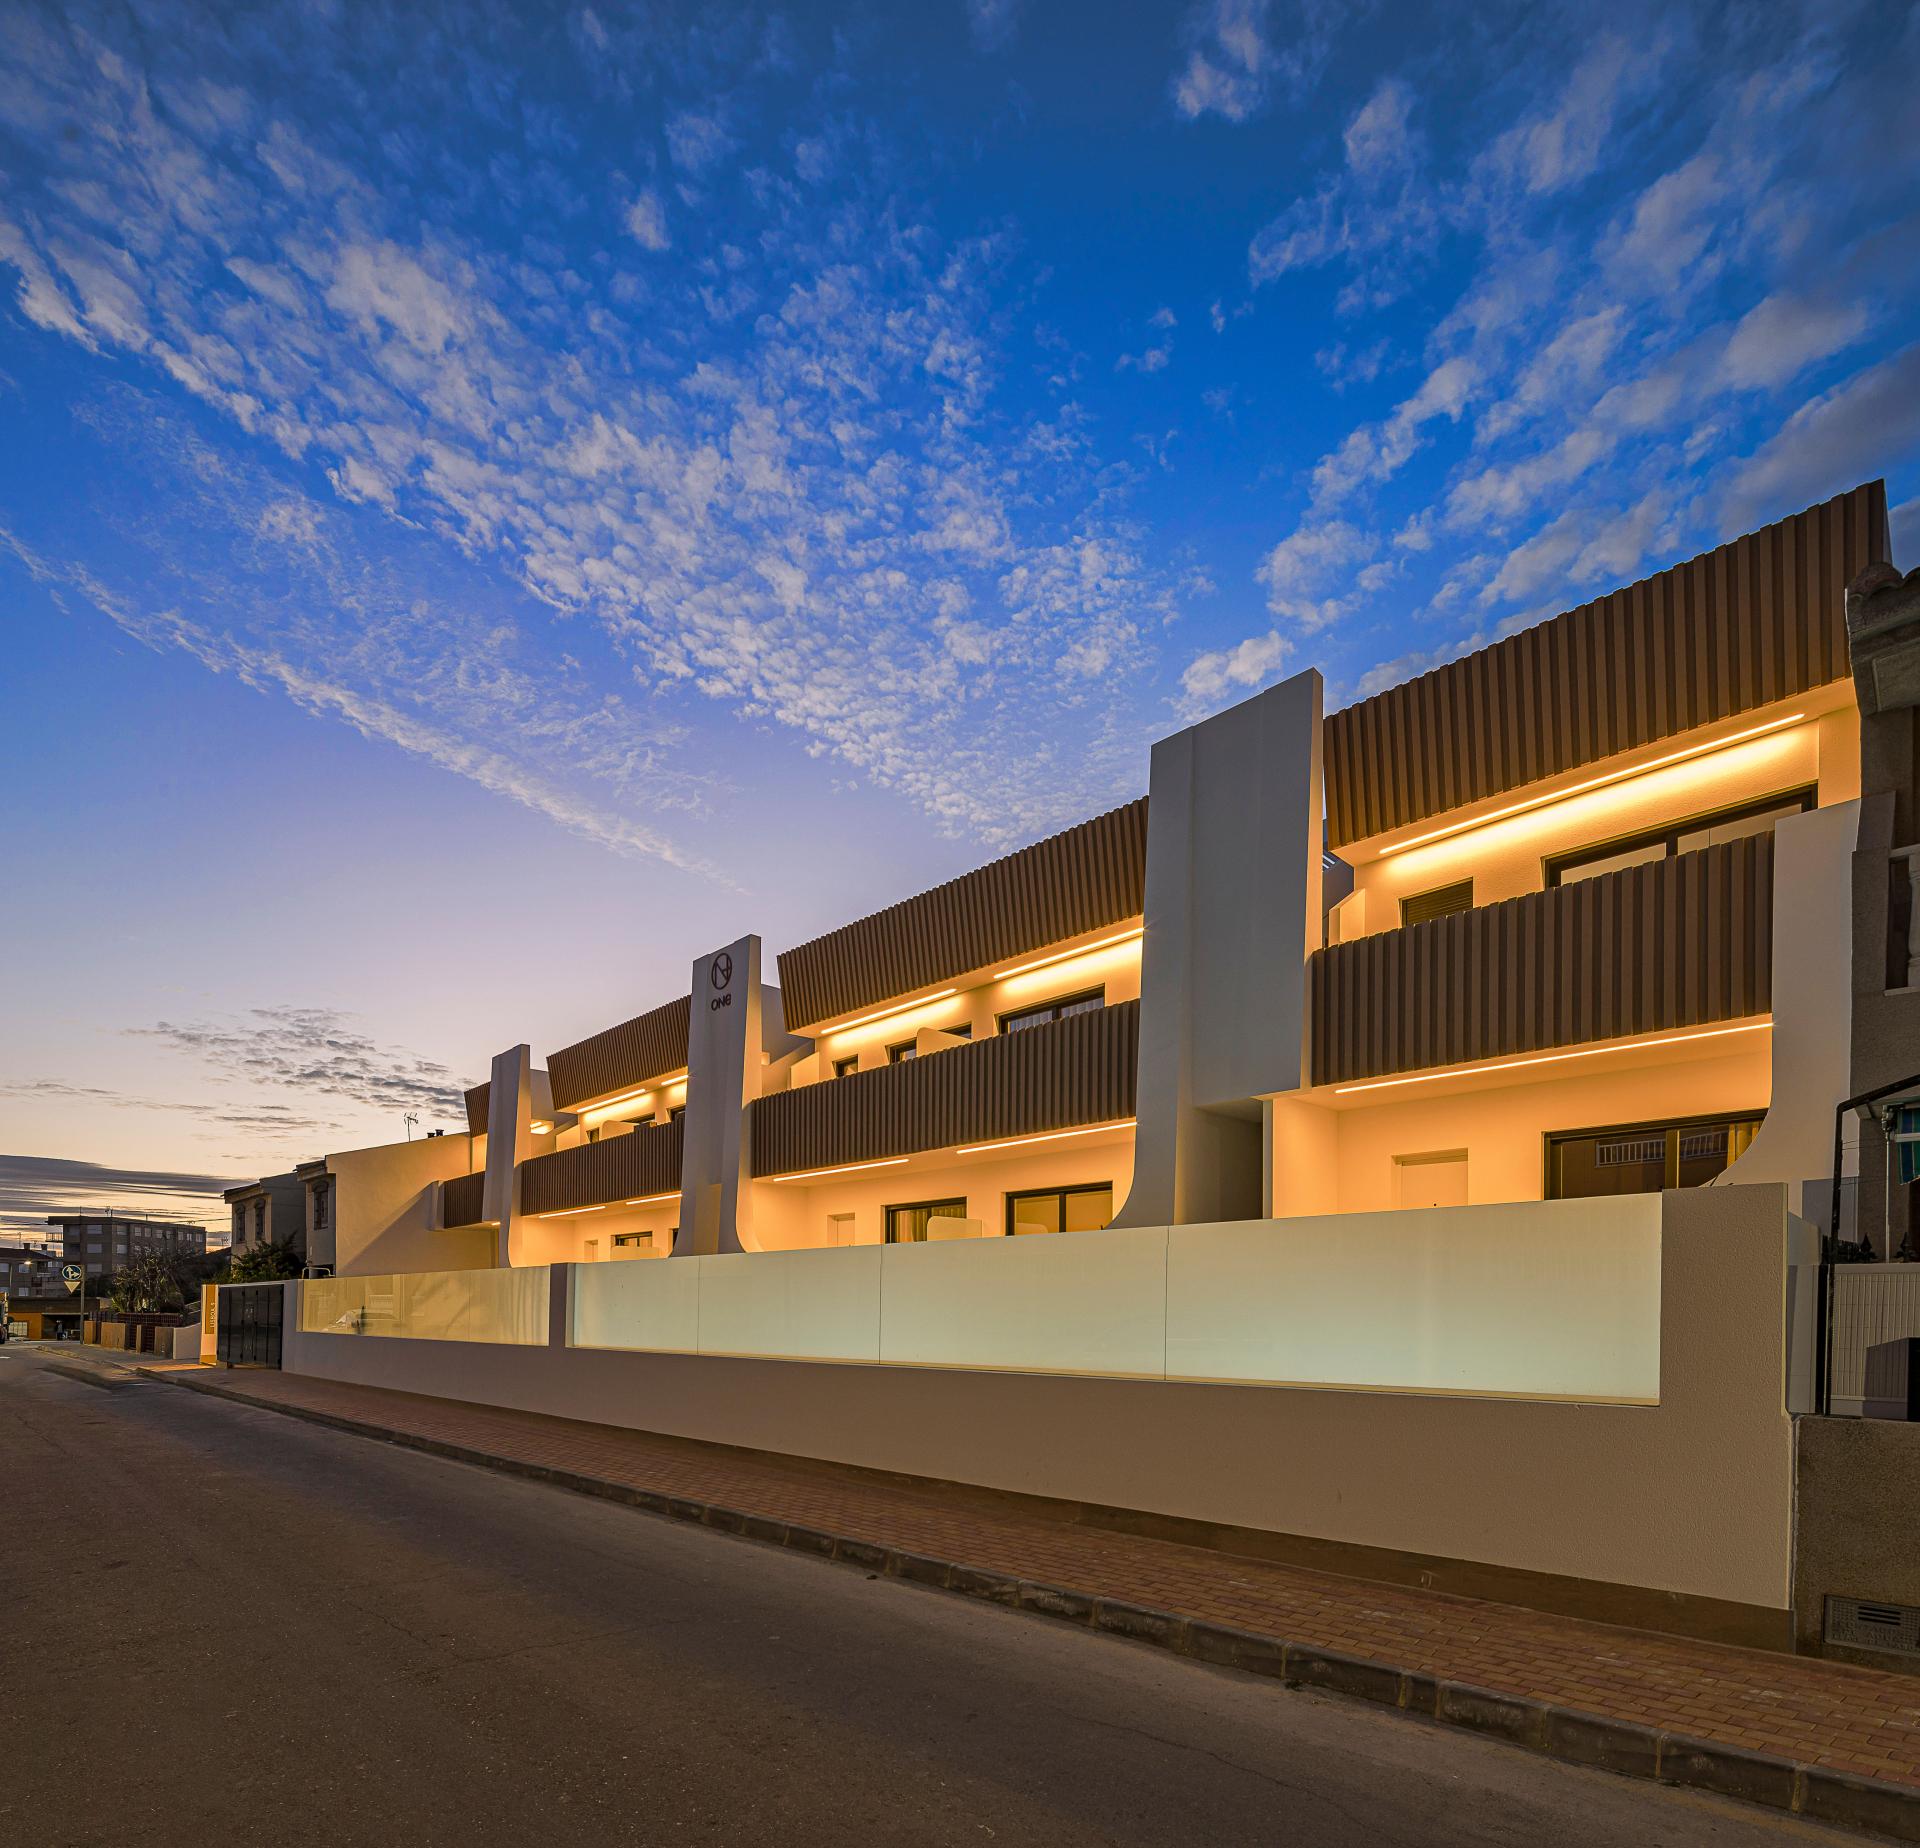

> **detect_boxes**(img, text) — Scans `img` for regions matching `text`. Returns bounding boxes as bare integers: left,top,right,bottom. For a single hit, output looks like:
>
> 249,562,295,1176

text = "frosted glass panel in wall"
571,1254,699,1354
877,1224,1168,1376
299,1267,548,1345
1164,1195,1661,1402
697,1246,882,1363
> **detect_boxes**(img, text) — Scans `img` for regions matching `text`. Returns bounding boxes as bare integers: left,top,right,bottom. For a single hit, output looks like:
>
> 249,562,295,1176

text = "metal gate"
216,1283,284,1368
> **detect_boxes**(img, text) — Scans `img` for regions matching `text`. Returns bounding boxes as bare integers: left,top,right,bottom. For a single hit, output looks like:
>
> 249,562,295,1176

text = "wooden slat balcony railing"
750,999,1140,1178
1308,833,1775,1087
518,1118,685,1215
441,1169,488,1227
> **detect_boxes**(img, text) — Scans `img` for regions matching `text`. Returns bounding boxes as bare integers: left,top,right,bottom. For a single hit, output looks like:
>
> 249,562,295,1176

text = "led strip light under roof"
1330,1019,1771,1095
769,1156,910,1183
956,1119,1137,1156
816,989,959,1038
621,1191,681,1207
1375,713,1807,858
539,1203,607,1219
993,927,1144,981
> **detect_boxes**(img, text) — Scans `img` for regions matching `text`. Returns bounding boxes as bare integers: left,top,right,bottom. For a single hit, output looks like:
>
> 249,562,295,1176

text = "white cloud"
624,189,670,251
1172,0,1336,124
1178,628,1288,716
1478,35,1667,197
1719,291,1871,391
666,111,732,175
1720,342,1920,533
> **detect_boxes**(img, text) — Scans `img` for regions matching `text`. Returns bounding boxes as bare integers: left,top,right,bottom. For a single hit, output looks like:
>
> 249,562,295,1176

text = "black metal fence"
216,1283,284,1368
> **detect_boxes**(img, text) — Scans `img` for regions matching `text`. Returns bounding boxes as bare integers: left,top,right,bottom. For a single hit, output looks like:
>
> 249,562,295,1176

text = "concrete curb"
143,1366,1920,1843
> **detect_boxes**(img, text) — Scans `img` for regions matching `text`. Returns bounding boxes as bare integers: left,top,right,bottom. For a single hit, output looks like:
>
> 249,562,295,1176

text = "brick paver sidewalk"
150,1364,1920,1815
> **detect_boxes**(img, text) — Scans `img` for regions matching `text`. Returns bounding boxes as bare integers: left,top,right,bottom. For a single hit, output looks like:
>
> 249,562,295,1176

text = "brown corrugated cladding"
546,995,693,1111
441,1169,488,1227
519,1119,685,1216
775,800,1148,1034
1323,482,1889,850
1307,835,1774,1087
464,1084,490,1136
749,999,1139,1178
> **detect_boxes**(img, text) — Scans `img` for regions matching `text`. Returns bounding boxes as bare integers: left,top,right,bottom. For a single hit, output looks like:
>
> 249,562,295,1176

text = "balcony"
1307,834,1774,1087
518,1119,684,1215
442,1169,488,1228
749,999,1139,1177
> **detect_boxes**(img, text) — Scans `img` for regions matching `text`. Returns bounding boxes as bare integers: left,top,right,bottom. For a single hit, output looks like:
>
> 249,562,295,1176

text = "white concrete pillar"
483,1043,533,1266
1114,669,1324,1228
676,936,762,1255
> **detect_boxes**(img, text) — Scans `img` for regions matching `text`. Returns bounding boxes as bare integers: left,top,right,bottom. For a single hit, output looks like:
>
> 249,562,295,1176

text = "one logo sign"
710,952,733,991
62,1263,81,1295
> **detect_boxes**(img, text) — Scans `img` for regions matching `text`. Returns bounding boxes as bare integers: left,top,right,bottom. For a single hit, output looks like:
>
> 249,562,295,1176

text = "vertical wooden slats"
546,995,693,1110
441,1170,488,1227
517,1119,685,1215
1324,483,1887,849
1306,836,1775,1086
775,800,1149,1032
464,1083,490,1135
748,999,1140,1177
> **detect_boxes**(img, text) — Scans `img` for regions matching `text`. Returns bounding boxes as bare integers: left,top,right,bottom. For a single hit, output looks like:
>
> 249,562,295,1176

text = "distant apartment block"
49,1213,208,1279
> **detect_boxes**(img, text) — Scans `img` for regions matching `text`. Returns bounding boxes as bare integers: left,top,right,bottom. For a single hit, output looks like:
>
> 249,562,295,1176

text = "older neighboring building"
48,1213,207,1280
223,1172,308,1260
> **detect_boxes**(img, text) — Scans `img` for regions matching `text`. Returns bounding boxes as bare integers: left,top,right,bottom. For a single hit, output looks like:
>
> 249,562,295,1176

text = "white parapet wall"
569,1194,1661,1400
279,1184,1796,1628
301,1266,549,1346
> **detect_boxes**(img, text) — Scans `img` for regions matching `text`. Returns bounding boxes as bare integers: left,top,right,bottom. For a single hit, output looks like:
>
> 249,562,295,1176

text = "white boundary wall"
571,1195,1661,1401
279,1185,1797,1614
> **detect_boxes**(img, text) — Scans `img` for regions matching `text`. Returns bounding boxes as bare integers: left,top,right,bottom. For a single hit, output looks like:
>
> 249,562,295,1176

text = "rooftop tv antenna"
403,1111,419,1140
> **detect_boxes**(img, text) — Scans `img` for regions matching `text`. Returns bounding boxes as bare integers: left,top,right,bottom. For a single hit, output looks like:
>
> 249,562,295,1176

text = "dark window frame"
1400,880,1474,928
832,1054,860,1078
1004,1180,1116,1238
886,1039,916,1064
996,987,1105,1036
883,1196,969,1243
1543,1109,1765,1198
1544,786,1816,888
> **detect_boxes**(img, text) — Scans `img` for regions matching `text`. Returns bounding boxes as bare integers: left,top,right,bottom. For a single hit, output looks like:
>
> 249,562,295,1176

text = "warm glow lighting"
817,989,959,1037
1331,1019,1772,1095
583,1087,651,1114
955,1118,1137,1156
540,1204,607,1218
529,1120,553,1133
621,1191,681,1206
1375,714,1808,858
993,928,1144,980
770,1156,910,1183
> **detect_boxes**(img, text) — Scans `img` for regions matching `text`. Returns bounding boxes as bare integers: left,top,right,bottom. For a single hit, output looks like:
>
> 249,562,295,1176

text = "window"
1546,789,1815,887
1401,881,1473,927
313,1183,329,1230
833,1055,860,1078
1005,1183,1113,1237
611,1232,648,1249
668,1105,686,1121
889,1025,971,1063
998,989,1104,1035
1546,1113,1762,1198
886,1198,969,1243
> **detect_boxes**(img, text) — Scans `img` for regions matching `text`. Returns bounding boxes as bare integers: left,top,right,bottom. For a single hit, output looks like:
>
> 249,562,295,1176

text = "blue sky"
1,0,1917,1237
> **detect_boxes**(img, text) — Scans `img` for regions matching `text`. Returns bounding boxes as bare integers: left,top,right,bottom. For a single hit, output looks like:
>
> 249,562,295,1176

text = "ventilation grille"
1597,1137,1666,1168
1826,1596,1920,1655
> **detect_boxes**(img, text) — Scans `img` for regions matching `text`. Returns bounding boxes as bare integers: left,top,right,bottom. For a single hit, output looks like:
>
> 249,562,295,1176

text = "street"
0,1344,1877,1847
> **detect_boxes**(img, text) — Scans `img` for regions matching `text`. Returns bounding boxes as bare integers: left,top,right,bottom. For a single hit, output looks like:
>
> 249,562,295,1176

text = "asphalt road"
0,1344,1878,1847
